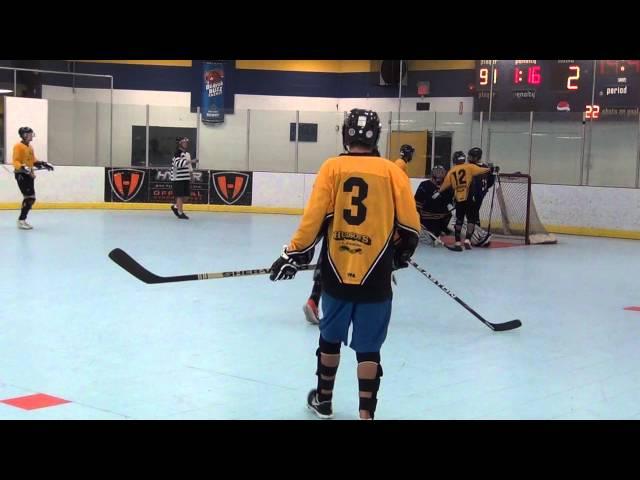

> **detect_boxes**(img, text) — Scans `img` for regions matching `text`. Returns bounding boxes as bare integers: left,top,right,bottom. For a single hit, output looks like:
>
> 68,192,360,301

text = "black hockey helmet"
431,165,446,186
18,127,34,140
400,144,415,162
452,151,466,165
342,109,381,151
468,146,483,163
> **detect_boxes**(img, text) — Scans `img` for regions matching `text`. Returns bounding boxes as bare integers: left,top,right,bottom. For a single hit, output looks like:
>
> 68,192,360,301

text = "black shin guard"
357,352,383,419
466,222,476,239
316,336,340,402
454,223,463,243
19,197,35,220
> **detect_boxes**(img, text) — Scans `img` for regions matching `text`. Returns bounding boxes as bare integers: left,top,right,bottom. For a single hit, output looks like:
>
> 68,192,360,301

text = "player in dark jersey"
414,165,453,244
270,108,420,420
467,147,497,247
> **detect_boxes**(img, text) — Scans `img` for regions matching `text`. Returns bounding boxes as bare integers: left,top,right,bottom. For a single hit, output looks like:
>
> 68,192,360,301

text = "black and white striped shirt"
171,150,192,181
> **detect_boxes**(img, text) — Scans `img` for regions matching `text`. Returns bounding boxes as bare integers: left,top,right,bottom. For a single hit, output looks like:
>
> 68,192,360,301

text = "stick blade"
491,319,522,332
108,248,162,284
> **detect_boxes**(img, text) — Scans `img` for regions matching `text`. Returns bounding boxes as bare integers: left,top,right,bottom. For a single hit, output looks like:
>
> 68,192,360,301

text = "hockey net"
478,173,556,245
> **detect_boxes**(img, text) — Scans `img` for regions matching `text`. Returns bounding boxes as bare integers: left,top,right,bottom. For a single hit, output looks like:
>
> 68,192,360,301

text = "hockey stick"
424,229,459,252
409,260,522,331
108,248,317,284
1,163,54,175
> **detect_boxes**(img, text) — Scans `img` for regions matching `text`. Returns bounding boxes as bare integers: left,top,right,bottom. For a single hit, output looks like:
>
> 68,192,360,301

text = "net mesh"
479,173,556,244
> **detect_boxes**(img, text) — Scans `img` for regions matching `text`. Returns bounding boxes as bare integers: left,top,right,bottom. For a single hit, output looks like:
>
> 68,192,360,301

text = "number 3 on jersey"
343,177,368,225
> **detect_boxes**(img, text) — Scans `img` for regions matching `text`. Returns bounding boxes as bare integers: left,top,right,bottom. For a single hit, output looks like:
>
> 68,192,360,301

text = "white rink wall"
531,184,640,231
0,166,104,203
1,166,639,236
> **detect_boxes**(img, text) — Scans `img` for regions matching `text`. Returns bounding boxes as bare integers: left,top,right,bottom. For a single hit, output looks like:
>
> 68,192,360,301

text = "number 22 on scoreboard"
585,105,600,120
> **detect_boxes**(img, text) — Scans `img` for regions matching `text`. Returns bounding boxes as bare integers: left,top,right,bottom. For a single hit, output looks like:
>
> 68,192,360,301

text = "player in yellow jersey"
270,109,420,420
12,127,54,230
433,151,490,251
302,145,400,326
393,144,414,176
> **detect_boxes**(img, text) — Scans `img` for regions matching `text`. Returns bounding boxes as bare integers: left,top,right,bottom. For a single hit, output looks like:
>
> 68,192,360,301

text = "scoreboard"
473,60,640,118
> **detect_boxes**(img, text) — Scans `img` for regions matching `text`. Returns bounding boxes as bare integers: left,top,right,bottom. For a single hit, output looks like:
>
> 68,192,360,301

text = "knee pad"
357,352,383,419
319,335,341,355
22,197,35,209
356,352,380,364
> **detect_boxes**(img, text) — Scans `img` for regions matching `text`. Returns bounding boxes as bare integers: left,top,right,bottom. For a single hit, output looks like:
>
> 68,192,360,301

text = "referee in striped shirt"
170,136,193,220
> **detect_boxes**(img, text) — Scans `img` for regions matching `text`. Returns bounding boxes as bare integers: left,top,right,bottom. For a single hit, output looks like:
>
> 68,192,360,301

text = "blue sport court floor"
1,209,639,419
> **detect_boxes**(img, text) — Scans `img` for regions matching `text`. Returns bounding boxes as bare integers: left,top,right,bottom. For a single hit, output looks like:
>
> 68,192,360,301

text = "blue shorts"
319,292,392,353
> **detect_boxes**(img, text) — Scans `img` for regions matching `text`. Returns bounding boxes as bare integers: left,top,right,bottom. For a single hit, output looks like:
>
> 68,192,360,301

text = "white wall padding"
0,166,104,203
252,171,304,209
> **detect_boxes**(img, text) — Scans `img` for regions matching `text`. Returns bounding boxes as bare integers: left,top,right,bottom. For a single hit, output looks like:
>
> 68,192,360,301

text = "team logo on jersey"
333,231,372,245
339,245,363,254
108,168,146,202
211,172,249,205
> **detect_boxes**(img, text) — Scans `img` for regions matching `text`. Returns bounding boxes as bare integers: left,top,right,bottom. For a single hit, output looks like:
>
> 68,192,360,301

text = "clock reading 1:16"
513,65,542,85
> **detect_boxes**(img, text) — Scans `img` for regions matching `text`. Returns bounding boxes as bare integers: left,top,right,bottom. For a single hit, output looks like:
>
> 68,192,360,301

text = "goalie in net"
416,164,493,248
416,147,556,247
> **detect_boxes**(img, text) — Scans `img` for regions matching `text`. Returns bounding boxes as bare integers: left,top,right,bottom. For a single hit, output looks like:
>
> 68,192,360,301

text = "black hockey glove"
392,229,418,271
35,161,54,171
392,248,412,271
269,245,314,281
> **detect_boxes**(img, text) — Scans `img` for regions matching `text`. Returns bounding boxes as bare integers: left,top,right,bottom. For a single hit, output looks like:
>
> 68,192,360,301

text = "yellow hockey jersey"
440,163,490,202
394,158,408,176
12,142,36,172
288,153,420,302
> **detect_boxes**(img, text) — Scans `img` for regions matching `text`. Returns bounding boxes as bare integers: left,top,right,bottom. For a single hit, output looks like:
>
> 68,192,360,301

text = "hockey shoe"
306,389,333,419
303,298,320,325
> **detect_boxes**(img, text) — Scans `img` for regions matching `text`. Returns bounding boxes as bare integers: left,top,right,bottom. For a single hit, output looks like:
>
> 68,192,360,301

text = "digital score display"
512,65,541,85
477,62,581,90
474,60,640,118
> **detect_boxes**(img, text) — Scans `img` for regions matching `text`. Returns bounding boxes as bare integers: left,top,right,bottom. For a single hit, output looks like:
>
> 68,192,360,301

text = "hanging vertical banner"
202,61,225,124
